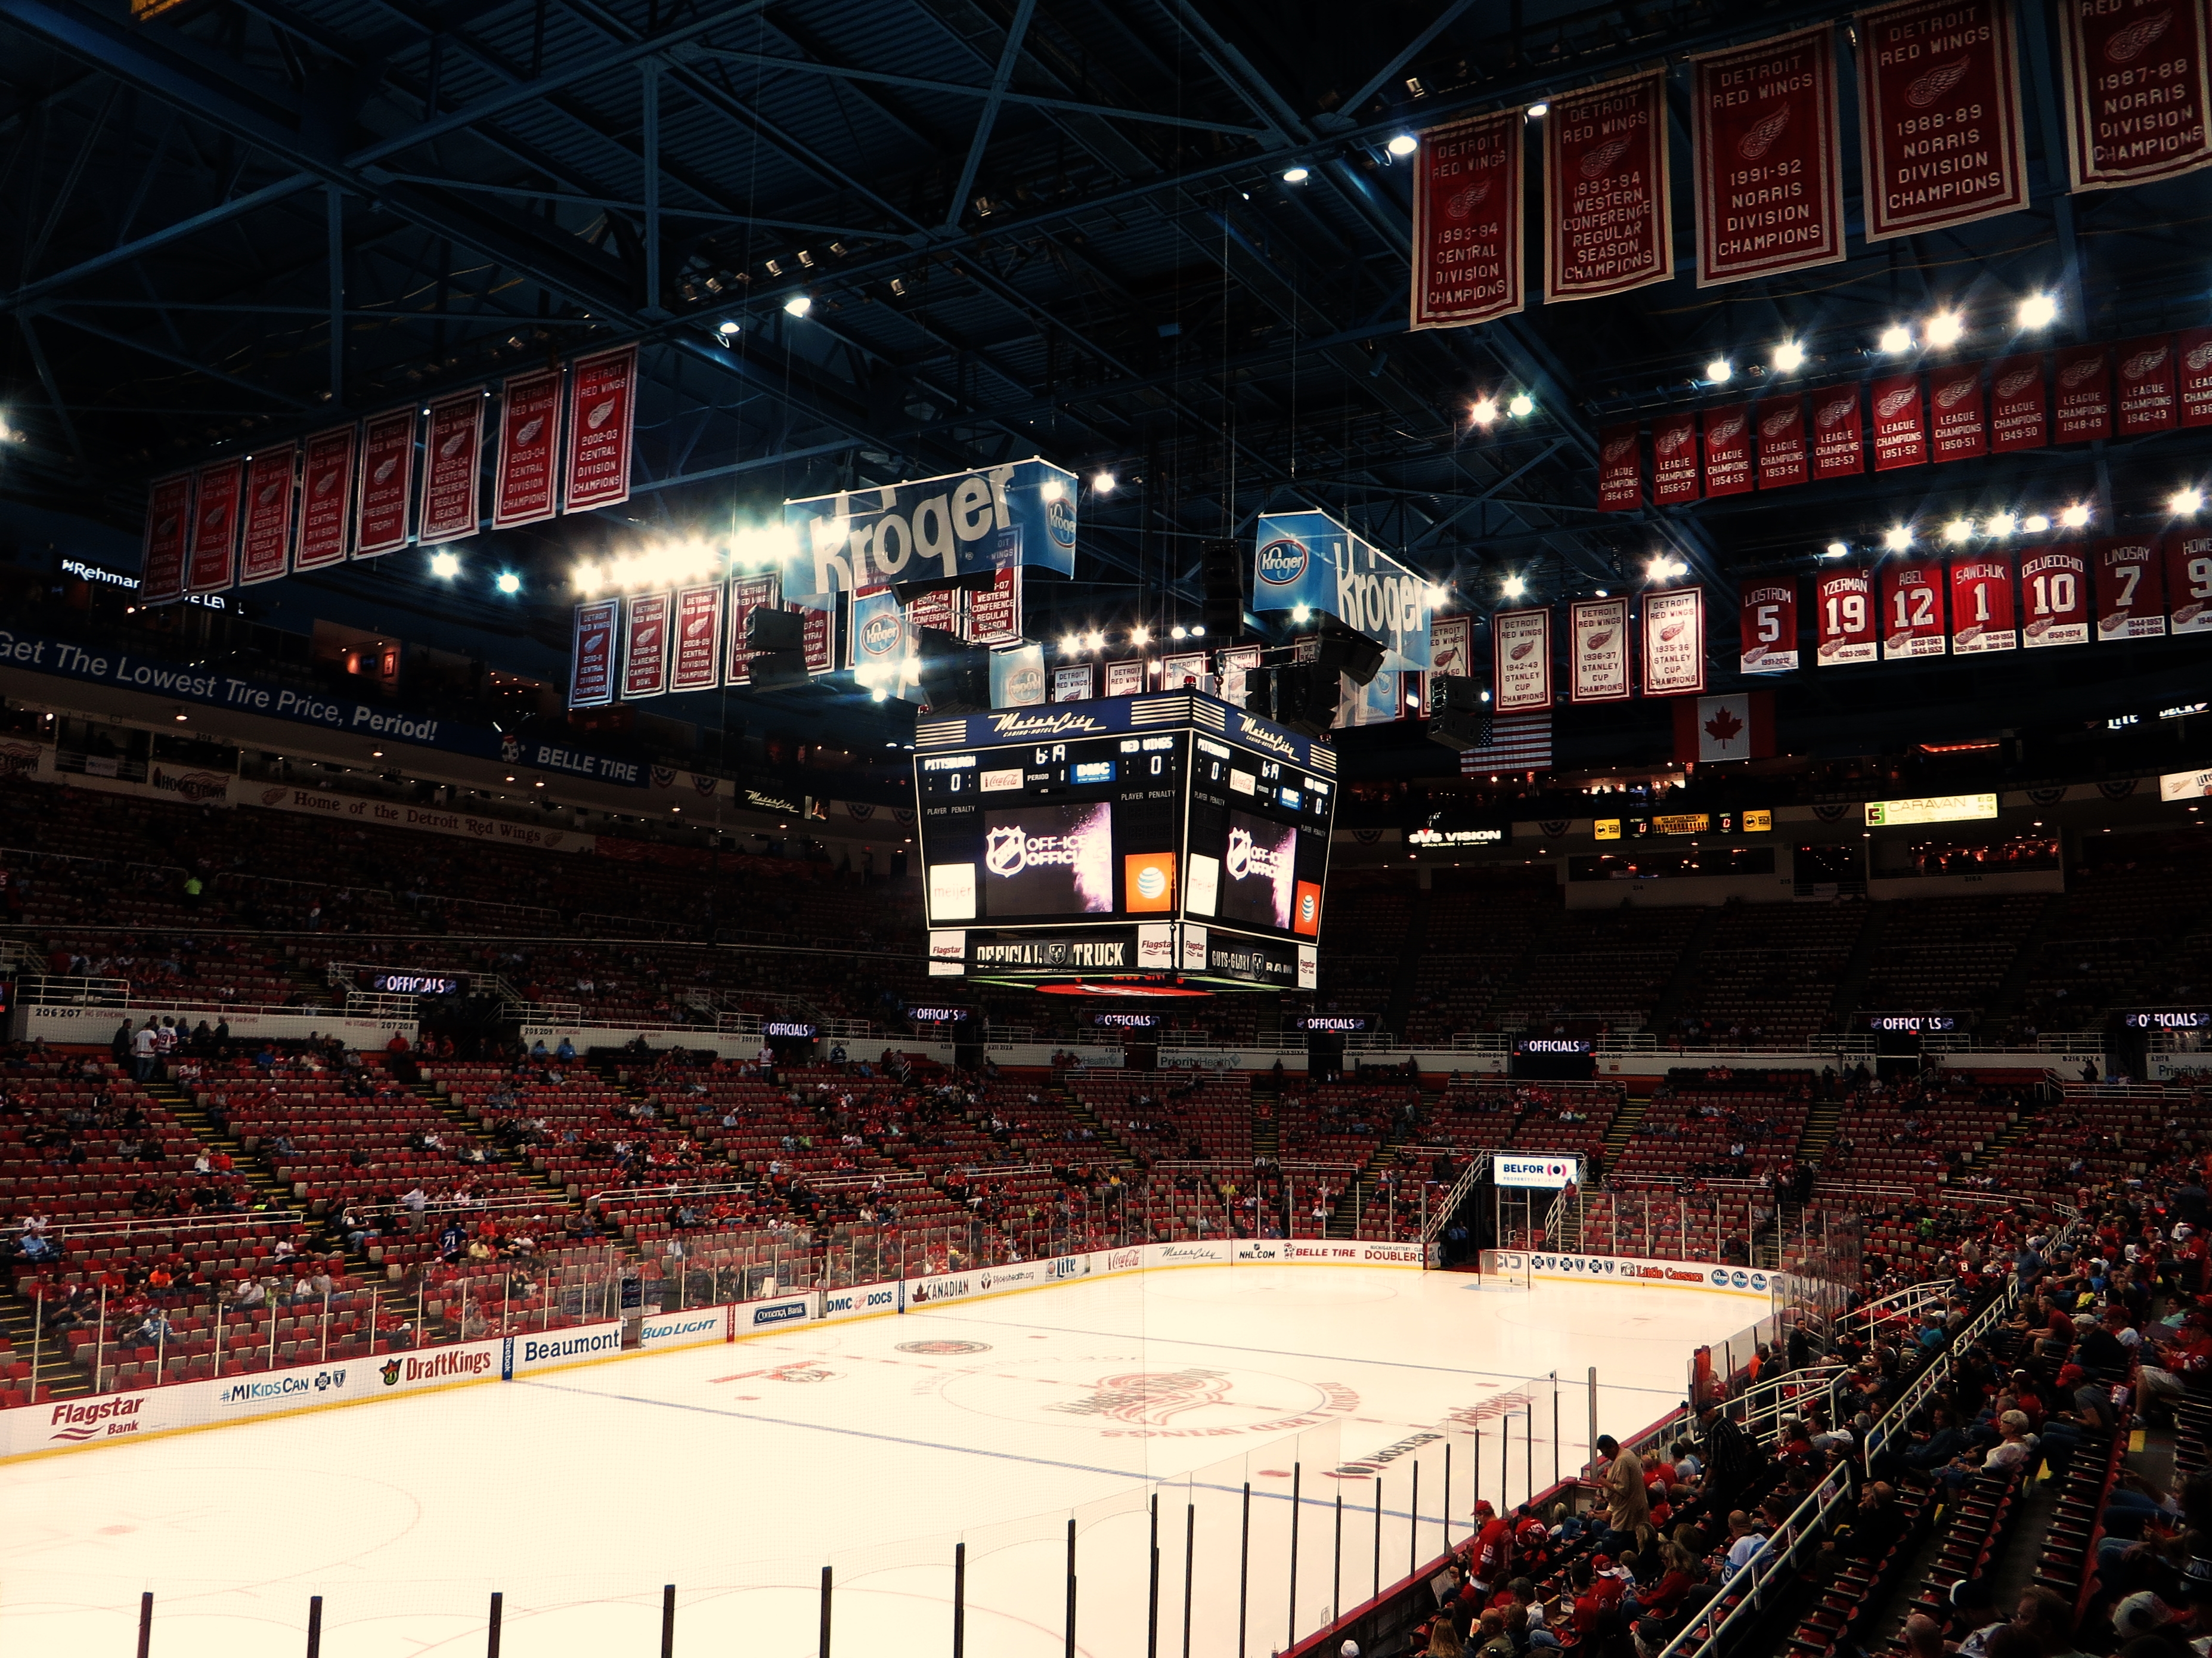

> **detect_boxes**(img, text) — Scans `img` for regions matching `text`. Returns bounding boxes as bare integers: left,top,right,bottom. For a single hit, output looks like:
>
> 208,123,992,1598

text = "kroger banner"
786,459,1079,596
1251,511,1434,669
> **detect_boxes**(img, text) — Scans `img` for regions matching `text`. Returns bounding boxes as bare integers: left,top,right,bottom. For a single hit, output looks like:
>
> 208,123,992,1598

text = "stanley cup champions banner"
1691,26,1848,286
2059,0,2212,190
1545,71,1674,302
1409,108,1525,330
1855,0,2031,241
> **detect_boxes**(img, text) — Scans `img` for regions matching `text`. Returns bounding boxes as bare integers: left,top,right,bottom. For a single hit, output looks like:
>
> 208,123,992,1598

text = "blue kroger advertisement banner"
1251,511,1434,670
848,588,919,694
989,643,1046,709
786,458,1079,596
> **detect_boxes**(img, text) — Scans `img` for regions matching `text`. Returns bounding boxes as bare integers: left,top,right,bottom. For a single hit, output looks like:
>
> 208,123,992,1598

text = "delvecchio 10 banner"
1409,107,1525,331
1545,70,1673,302
1855,0,2031,242
1691,26,1847,286
2059,0,2212,191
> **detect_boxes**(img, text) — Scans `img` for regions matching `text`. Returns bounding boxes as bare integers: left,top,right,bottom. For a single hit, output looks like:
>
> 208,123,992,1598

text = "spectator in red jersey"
1567,1558,1625,1642
1466,1499,1512,1595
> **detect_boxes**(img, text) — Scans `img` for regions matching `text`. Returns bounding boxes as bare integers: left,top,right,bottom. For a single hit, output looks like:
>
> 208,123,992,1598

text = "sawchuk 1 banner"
2098,536,2167,639
494,368,563,529
1691,25,1848,286
1597,423,1641,511
1855,0,2032,242
237,447,296,586
1493,607,1553,712
2058,0,2212,191
1409,107,1525,330
418,389,485,546
2020,547,2090,648
1950,555,2018,653
1816,568,1878,664
355,407,416,558
295,425,355,570
569,599,619,708
140,472,193,604
1569,596,1631,703
1882,558,1948,659
564,345,637,514
622,592,671,700
186,458,243,595
668,583,724,693
1545,70,1673,302
1740,580,1799,674
1641,586,1707,696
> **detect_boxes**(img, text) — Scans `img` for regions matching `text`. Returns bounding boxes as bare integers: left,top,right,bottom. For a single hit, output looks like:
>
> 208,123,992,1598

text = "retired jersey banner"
1949,556,2016,652
1740,580,1799,674
2117,335,2179,434
1691,26,1848,285
2059,0,2212,191
2097,536,2166,639
418,389,484,546
2020,547,2090,648
1757,395,1808,488
1597,422,1642,511
723,572,783,686
564,345,636,512
1569,597,1632,703
1855,0,2031,242
570,598,619,708
963,567,1023,646
1703,404,1754,496
141,472,193,604
1642,586,1707,696
2171,530,2212,633
355,407,416,557
493,368,563,529
295,425,355,571
2055,345,2113,441
1870,373,1928,470
1409,109,1526,330
1810,383,1866,478
1988,352,2048,451
1882,559,1947,658
187,458,244,593
237,447,297,585
1928,361,1987,462
1652,413,1702,502
1493,607,1553,712
668,583,724,692
1816,568,1878,664
1545,71,1673,302
2182,328,2212,425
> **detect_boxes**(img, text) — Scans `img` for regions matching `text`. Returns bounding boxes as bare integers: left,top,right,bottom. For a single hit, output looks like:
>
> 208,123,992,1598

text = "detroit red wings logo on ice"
1048,1369,1236,1426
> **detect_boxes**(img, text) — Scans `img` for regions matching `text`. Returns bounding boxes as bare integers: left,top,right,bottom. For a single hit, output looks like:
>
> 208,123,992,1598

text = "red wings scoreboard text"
912,692,1335,991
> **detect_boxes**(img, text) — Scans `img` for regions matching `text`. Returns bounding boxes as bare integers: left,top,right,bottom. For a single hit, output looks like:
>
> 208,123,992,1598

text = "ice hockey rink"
1,1265,1753,1657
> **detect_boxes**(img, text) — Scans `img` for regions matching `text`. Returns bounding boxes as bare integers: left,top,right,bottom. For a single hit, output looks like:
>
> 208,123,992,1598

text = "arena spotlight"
1879,324,1914,354
1282,166,1309,183
1944,516,1975,544
1883,524,1913,552
1501,573,1528,598
716,319,741,337
1771,341,1805,373
2016,292,2058,329
1470,395,1500,426
1986,511,2016,538
1060,633,1080,655
495,572,522,595
1704,357,1733,383
1925,310,1965,347
1823,541,1849,558
1171,626,1188,640
1387,134,1419,157
2174,486,2206,515
1091,469,1117,493
783,294,813,317
1526,102,1550,117
2061,502,2092,528
429,551,461,579
1507,392,1534,417
2023,514,2050,533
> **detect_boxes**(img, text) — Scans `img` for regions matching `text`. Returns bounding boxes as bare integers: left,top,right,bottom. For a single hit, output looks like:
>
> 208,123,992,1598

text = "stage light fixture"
2023,514,2050,533
1772,341,1805,373
1705,357,1733,383
1387,134,1419,157
1944,517,1974,544
1471,396,1499,426
1879,324,1914,354
1507,392,1534,417
2174,486,2205,515
1926,310,1964,347
1987,511,2016,538
1282,166,1309,183
1824,541,1849,558
1091,470,1117,493
2017,292,2058,329
1884,525,1913,551
2061,502,2092,528
783,294,813,317
430,552,460,579
1501,573,1527,598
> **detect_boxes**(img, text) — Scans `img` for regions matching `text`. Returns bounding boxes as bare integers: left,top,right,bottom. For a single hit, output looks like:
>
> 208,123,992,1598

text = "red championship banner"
2117,335,2179,434
1703,404,1754,497
1949,555,2016,652
1545,70,1673,302
418,389,484,545
1928,361,1987,462
2059,0,2212,190
187,458,244,593
295,425,355,570
1691,26,1848,285
1597,422,1642,511
1425,614,1474,711
904,586,961,636
2170,529,2212,634
492,368,563,529
1855,0,2031,241
1493,607,1553,712
569,598,619,708
1881,558,1948,658
355,407,416,557
2020,547,2090,648
1652,413,1702,502
1569,596,1632,703
2096,536,2165,638
1757,395,1807,488
1409,109,1525,330
1810,383,1866,478
668,583,724,692
1054,663,1097,703
724,572,782,686
140,472,193,604
2182,327,2212,425
1641,586,1707,695
1870,373,1928,470
1740,580,1799,675
964,567,1023,645
2054,345,2113,442
1816,568,1878,664
237,446,297,585
622,592,671,699
796,601,835,675
1988,353,2048,451
564,345,637,512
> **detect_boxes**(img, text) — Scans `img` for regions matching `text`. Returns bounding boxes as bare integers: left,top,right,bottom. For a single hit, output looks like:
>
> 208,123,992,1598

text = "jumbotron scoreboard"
912,691,1336,992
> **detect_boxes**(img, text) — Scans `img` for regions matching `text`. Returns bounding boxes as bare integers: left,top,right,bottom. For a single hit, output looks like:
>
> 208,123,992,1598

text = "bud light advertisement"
983,803,1114,917
1219,809,1298,930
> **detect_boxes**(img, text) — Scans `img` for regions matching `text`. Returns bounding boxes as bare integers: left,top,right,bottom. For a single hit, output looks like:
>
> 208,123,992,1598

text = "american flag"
1458,713,1553,777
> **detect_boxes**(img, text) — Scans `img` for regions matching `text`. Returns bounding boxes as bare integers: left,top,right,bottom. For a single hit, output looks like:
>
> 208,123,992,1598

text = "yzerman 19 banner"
564,345,637,513
1641,586,1707,696
1409,108,1525,330
140,472,193,604
1740,580,1799,674
1816,568,1878,664
1855,0,2031,241
295,425,355,570
237,447,296,586
1493,607,1553,712
2097,536,2166,639
1545,70,1673,302
1691,26,1848,285
187,458,243,594
355,407,416,558
1569,596,1631,703
1949,555,2016,653
2019,547,2090,648
493,368,563,529
2059,0,2212,191
418,388,484,546
1882,558,1948,658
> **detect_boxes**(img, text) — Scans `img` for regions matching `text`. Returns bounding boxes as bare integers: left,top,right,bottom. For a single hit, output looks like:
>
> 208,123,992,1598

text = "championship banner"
1104,659,1145,697
1216,644,1260,709
1989,353,2048,451
1740,579,1799,674
2020,547,2089,648
2182,328,2212,425
2171,530,2212,633
1409,108,1525,330
187,457,244,593
1053,663,1095,702
237,447,297,586
1652,413,1702,502
1881,559,1947,658
723,572,782,686
1949,555,2016,653
1569,597,1631,703
1855,0,2031,241
1642,587,1707,695
2097,536,2167,638
963,566,1023,645
1870,373,1926,471
419,389,485,546
622,592,671,700
1757,395,1807,489
1545,70,1673,302
1597,422,1642,511
668,583,724,692
140,472,193,604
492,368,563,528
2117,335,2179,434
1702,404,1753,497
569,598,619,707
904,586,961,635
1810,383,1865,478
1160,650,1206,691
1691,26,1848,285
1816,568,1878,664
1492,607,1553,712
355,407,416,557
2055,345,2113,442
1928,361,1987,462
2059,0,2212,190
295,425,355,570
797,599,835,675
563,344,637,512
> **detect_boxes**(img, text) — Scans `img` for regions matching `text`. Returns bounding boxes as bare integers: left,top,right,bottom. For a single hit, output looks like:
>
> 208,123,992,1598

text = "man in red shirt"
1467,1498,1513,1597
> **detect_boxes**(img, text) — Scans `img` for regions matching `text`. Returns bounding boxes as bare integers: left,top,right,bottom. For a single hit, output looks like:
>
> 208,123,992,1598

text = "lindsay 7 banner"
237,447,297,586
493,368,563,529
564,345,637,513
1691,26,1848,285
295,425,355,570
1641,587,1707,696
2059,0,2212,190
1409,109,1525,330
355,408,416,557
1597,423,1642,511
1740,580,1799,674
418,389,484,545
141,472,193,604
1855,0,2031,241
1493,607,1553,712
187,459,243,593
1569,597,1631,703
2098,536,2167,638
1545,71,1673,302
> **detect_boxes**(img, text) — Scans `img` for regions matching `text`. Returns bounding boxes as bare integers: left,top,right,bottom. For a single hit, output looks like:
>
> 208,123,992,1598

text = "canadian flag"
1672,690,1775,764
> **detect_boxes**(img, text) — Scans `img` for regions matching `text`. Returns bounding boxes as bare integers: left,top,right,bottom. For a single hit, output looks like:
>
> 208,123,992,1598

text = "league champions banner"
1641,586,1707,697
1740,580,1799,674
1545,70,1673,302
1569,596,1631,703
1597,423,1641,511
1702,404,1753,497
1652,412,1702,502
354,407,416,558
563,344,637,513
2182,329,2212,425
140,472,194,604
569,599,619,708
237,446,298,586
295,425,355,570
668,583,724,692
1990,353,2049,451
493,367,563,528
1691,26,1848,285
2059,0,2212,190
2056,344,2115,441
1928,361,1987,462
1810,383,1866,478
1492,607,1553,712
186,458,244,594
417,388,485,546
1855,0,2031,241
1409,107,1525,330
1757,395,1808,489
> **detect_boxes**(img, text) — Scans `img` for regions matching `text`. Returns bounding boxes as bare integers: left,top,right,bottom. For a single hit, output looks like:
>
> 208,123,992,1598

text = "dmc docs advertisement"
1479,1251,1778,1298
981,803,1114,917
1219,810,1299,930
